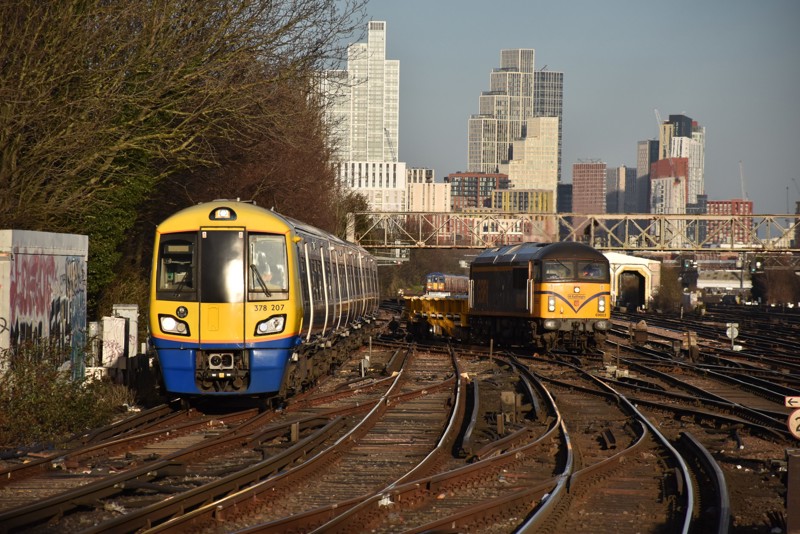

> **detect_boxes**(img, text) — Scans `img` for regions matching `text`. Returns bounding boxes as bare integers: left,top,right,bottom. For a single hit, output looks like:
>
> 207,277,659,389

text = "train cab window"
578,261,608,281
248,234,288,301
156,233,197,301
543,260,572,281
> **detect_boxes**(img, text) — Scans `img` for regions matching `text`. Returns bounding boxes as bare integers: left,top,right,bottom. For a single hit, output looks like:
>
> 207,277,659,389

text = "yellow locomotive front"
532,246,611,351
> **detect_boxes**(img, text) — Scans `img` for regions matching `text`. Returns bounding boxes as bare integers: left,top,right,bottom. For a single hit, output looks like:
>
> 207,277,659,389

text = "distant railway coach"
149,200,379,399
424,272,469,297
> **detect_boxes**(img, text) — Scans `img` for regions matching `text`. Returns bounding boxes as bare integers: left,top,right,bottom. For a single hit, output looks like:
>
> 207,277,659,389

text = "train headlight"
594,320,609,331
255,315,286,336
543,319,560,330
598,296,606,313
548,296,556,312
159,314,190,336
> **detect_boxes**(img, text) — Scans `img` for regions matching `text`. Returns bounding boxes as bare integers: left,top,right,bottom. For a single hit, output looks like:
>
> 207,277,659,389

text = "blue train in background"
149,200,380,400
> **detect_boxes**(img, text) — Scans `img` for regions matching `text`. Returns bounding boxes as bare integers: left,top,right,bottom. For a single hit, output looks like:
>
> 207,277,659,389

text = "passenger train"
406,241,611,352
149,200,380,399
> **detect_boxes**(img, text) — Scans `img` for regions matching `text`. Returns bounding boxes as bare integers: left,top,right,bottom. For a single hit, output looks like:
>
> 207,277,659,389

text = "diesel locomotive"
149,200,379,399
406,241,611,352
469,241,611,351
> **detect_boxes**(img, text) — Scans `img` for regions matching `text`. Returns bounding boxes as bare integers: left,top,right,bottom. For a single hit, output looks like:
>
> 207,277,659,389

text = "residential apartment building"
499,116,559,210
467,49,536,173
658,114,705,206
445,172,509,211
572,161,607,215
492,189,554,213
707,199,755,245
649,158,689,214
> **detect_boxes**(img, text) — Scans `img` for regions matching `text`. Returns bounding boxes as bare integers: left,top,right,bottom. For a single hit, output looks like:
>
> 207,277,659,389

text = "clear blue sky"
362,0,800,215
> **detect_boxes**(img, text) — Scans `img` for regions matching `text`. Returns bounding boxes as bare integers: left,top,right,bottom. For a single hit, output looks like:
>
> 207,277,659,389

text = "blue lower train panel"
152,336,299,395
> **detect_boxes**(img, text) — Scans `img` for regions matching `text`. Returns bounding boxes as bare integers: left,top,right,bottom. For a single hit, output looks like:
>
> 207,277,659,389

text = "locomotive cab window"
157,233,197,301
578,261,608,281
542,260,572,281
248,234,288,300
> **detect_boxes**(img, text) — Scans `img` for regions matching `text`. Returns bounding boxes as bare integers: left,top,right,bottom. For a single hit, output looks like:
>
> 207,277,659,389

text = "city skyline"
362,0,800,215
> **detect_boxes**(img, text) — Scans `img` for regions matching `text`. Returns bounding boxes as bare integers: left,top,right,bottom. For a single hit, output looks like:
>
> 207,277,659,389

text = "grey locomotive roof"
472,241,606,266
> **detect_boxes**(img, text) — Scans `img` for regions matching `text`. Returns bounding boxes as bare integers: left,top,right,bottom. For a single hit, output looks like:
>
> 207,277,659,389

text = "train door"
199,229,246,347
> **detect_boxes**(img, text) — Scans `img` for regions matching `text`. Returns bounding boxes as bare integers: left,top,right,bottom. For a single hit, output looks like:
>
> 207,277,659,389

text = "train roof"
472,241,606,266
156,199,368,253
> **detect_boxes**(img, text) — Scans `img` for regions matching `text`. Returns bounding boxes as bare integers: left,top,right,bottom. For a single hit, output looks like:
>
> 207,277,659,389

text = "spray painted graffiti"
9,254,87,359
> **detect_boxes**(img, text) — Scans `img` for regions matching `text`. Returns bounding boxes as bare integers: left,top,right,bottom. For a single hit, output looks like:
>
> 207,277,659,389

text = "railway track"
0,305,794,533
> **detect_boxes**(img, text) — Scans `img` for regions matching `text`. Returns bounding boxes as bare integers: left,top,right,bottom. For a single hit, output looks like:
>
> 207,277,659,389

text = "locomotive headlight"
594,320,609,331
548,296,556,312
255,314,286,336
159,314,190,336
598,296,606,313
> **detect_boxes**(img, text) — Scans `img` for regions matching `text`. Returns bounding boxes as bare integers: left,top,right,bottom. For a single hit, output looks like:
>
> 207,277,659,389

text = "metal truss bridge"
346,212,800,256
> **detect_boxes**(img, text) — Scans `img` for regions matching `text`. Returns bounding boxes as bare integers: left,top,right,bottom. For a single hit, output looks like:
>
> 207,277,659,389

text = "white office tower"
468,49,536,173
322,21,405,211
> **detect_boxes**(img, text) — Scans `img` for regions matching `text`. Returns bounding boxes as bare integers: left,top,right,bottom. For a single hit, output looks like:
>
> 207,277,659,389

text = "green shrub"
0,342,134,449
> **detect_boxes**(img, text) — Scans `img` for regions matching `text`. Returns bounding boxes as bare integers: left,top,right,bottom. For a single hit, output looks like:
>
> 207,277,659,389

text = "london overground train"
149,200,379,399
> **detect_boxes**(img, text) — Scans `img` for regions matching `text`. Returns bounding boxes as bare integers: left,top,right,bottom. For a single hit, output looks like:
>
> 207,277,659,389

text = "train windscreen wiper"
250,263,272,297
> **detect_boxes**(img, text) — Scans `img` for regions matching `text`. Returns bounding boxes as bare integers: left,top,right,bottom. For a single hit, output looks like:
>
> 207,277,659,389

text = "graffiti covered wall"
0,230,88,375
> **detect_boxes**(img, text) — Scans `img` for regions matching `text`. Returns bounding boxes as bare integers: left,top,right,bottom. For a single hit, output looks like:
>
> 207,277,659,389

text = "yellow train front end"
149,201,303,396
532,278,610,352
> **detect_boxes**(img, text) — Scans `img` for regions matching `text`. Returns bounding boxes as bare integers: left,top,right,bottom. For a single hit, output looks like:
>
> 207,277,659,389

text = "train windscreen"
156,232,197,301
541,260,608,282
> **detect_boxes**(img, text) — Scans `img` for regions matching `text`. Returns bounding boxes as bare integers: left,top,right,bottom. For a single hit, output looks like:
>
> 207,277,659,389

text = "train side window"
157,233,197,301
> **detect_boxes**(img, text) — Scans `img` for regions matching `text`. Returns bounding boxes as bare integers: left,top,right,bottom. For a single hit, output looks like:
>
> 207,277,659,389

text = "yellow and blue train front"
151,301,300,395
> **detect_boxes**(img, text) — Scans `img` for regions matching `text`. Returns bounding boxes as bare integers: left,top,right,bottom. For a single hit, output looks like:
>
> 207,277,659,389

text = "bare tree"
0,0,366,228
0,0,367,311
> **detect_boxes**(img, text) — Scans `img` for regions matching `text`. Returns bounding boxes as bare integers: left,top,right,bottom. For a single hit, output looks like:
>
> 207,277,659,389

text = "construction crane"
384,128,397,162
739,161,747,200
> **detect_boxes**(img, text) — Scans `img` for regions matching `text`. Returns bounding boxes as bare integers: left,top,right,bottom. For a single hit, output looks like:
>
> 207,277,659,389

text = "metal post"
788,449,800,534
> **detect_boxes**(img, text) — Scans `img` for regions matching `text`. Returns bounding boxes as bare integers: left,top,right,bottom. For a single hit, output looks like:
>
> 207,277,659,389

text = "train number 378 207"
254,304,284,312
